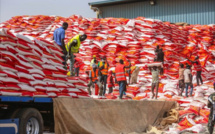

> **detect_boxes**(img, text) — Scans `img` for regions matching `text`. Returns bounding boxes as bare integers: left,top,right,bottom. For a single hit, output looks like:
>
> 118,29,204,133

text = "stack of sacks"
0,28,90,98
0,15,215,99
135,18,158,64
165,89,211,133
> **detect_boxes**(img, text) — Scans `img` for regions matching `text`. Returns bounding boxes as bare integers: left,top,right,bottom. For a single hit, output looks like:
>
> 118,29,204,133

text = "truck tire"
15,108,43,134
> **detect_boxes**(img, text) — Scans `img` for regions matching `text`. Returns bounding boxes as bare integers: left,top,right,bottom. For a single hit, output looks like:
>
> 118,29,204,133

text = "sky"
0,0,102,23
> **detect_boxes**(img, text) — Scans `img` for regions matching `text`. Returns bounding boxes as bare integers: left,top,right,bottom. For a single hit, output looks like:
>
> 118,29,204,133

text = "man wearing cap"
91,55,96,67
115,59,131,99
87,60,103,96
65,34,87,75
98,56,109,95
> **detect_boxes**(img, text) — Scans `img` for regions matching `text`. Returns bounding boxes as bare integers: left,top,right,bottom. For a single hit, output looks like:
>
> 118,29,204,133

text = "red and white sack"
42,64,58,71
147,62,162,67
2,70,18,79
68,92,78,97
52,71,67,78
32,74,44,80
33,92,48,97
35,86,47,92
0,71,7,77
47,92,57,98
30,80,47,86
0,89,22,96
28,69,45,76
18,84,36,92
0,62,17,73
185,124,205,133
55,82,68,88
0,77,19,84
46,87,60,93
15,65,29,73
67,88,81,93
6,84,21,90
17,72,35,80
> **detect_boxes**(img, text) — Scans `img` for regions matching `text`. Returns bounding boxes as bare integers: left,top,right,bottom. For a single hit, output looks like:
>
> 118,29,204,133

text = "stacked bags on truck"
0,28,89,98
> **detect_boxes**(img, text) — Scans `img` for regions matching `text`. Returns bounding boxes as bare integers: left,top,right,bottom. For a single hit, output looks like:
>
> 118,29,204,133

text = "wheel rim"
26,117,39,134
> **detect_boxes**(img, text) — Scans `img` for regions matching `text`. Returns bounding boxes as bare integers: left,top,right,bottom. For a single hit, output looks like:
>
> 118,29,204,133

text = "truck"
0,96,54,134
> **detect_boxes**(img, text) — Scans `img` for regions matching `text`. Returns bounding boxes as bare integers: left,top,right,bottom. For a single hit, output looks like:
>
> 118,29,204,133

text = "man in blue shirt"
53,22,68,66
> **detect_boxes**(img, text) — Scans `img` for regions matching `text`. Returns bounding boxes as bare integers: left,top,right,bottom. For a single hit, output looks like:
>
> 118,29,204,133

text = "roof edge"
89,0,143,7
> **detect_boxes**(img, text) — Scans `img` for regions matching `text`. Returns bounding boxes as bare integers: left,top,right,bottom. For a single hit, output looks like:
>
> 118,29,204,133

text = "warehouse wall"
99,0,215,25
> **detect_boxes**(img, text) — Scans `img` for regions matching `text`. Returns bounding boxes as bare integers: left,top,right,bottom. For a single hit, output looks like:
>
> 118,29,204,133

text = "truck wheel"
15,108,43,134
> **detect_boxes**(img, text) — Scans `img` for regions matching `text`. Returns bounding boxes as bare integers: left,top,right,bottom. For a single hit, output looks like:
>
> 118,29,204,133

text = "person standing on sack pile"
157,48,164,75
189,56,203,86
107,71,115,94
183,64,193,97
115,59,131,99
87,60,103,96
98,56,109,96
178,63,185,96
155,45,160,56
65,33,87,76
53,22,68,66
207,92,215,134
67,55,77,76
91,55,97,67
149,66,161,99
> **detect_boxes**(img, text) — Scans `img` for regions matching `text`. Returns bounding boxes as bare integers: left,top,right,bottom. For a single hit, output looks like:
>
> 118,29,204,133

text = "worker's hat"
93,55,96,58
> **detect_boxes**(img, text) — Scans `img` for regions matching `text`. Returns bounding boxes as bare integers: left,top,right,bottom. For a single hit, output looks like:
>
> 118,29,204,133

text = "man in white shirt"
149,66,161,99
184,64,193,97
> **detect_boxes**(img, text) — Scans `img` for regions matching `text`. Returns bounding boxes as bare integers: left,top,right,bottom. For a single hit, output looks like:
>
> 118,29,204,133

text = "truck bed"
0,96,53,103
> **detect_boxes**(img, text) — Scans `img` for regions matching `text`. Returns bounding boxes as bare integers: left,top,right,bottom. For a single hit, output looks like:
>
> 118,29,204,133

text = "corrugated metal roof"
97,0,215,25
88,0,143,7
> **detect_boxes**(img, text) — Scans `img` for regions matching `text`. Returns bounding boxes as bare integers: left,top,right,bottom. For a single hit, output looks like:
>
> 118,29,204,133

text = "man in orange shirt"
87,62,103,96
115,59,131,99
98,56,109,95
107,71,115,94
